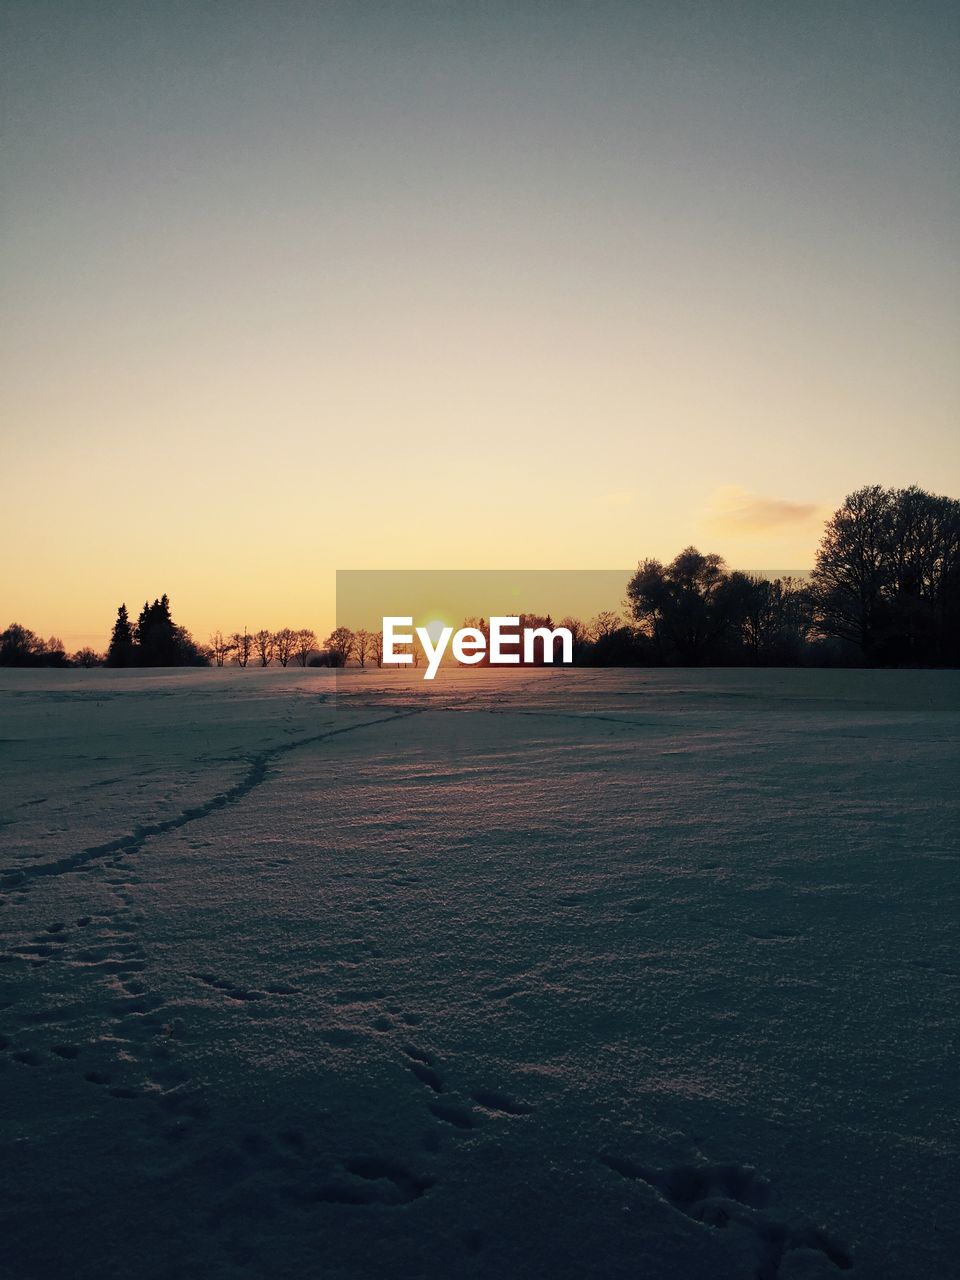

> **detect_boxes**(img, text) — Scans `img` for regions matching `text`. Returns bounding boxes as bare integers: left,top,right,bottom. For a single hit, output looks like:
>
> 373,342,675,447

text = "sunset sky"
2,1,958,649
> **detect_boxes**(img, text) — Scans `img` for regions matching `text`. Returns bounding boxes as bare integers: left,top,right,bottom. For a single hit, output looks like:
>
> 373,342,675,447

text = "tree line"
209,627,378,668
307,485,960,669
208,628,320,668
0,626,71,668
2,486,957,669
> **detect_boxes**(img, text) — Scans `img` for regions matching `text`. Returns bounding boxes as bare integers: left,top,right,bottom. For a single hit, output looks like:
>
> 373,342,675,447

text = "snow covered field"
0,667,957,1280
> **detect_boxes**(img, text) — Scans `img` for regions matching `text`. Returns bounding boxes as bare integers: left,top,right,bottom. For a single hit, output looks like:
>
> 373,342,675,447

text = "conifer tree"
106,604,134,667
108,596,207,667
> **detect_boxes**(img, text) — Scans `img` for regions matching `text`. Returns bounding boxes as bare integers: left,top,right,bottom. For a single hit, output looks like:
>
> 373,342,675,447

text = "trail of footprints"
187,976,853,1278
1,875,535,1233
2,866,852,1277
0,858,203,1117
232,1033,536,1213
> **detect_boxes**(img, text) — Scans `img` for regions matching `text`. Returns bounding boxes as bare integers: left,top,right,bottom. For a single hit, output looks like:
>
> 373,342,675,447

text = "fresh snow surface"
0,667,957,1280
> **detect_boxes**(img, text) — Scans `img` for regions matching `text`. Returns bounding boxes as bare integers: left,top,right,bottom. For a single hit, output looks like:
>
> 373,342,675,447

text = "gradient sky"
2,1,958,648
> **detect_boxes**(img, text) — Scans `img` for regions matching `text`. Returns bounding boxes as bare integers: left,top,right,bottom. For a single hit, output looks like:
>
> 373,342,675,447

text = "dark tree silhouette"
209,631,234,667
354,629,372,668
274,629,297,667
627,548,747,664
231,629,253,668
813,486,960,664
294,629,317,666
559,616,589,646
106,604,135,667
811,486,889,655
136,597,171,663
72,647,103,668
738,575,814,665
45,636,67,664
0,624,38,665
253,629,275,667
106,596,206,667
324,627,355,666
1,626,84,667
589,611,621,642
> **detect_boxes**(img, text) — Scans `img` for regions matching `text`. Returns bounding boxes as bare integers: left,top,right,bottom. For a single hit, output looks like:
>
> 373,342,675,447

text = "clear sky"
2,1,958,649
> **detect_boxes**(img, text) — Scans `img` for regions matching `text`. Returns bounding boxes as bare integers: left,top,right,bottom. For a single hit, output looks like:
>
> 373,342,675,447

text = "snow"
1,667,957,1280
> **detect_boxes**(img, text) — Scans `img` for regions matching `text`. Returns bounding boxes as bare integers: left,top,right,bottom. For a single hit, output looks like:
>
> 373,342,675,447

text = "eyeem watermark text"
382,617,573,680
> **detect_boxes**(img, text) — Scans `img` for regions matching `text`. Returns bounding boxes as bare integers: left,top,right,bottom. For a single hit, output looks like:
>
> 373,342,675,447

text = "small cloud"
599,490,635,508
705,486,819,534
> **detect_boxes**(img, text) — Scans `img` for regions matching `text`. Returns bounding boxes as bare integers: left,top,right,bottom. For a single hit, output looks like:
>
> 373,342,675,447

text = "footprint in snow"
601,1156,852,1277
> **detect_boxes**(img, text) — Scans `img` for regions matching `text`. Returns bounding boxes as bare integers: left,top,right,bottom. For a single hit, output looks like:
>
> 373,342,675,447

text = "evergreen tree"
136,597,173,664
106,604,134,667
107,596,208,667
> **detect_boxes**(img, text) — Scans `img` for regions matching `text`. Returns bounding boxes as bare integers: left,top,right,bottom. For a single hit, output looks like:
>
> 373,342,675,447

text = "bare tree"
294,629,317,666
372,630,384,667
354,629,372,668
209,631,235,667
324,627,355,667
230,629,253,668
274,628,297,668
253,629,274,667
559,616,588,646
589,610,621,642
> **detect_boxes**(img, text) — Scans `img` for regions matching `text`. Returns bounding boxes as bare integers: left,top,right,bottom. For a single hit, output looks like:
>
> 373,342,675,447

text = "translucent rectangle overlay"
333,569,811,678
